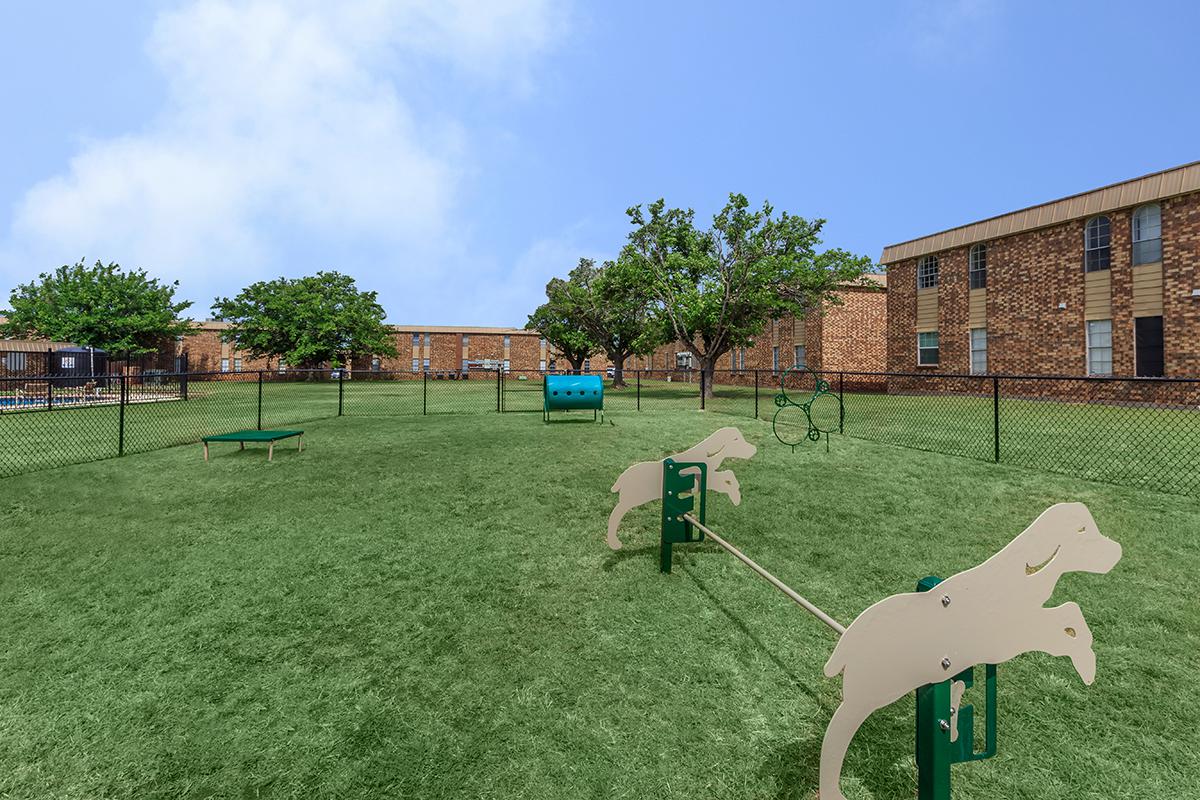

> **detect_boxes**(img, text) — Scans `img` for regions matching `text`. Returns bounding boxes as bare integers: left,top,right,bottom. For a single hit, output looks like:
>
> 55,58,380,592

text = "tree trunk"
608,352,627,388
700,355,716,400
566,356,584,373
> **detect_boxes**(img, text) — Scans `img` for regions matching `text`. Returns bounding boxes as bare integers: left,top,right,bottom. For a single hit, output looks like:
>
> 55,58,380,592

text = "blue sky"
1,1,1198,326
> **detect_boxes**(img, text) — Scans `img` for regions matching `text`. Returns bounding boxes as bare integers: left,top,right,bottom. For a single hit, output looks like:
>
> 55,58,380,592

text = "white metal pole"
683,513,847,636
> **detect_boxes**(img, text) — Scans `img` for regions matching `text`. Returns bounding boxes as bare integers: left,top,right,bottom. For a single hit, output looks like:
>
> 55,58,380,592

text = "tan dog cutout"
819,502,1122,800
607,427,757,550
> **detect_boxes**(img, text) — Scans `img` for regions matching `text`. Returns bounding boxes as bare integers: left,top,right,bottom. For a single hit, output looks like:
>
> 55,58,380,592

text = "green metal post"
636,371,641,411
338,370,344,416
914,575,999,800
257,370,263,430
497,367,502,412
700,369,706,410
916,575,952,800
659,459,707,573
916,678,953,800
423,370,428,415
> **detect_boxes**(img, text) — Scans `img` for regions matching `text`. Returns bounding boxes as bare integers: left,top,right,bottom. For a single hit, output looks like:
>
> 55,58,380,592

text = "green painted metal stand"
915,575,998,800
659,458,707,573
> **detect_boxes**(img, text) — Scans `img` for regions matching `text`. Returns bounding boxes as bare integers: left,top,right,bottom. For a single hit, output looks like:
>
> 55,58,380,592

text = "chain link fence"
3,366,1200,498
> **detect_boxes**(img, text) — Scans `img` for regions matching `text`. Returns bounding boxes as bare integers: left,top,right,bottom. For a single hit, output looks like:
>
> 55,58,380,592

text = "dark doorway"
1135,316,1164,377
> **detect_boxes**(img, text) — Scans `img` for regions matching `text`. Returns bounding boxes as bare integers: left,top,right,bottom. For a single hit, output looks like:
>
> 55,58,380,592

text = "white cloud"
901,0,999,59
0,0,567,314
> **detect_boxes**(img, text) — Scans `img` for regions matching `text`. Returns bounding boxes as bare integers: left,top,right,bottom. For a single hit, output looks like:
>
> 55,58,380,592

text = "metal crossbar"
682,512,846,635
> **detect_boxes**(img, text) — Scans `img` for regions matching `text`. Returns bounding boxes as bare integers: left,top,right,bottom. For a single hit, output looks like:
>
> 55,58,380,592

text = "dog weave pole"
682,513,846,635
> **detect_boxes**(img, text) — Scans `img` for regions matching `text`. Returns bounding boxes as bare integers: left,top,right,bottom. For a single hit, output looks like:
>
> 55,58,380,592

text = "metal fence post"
992,376,1001,463
46,377,52,411
423,370,428,415
637,371,641,411
700,369,706,410
497,367,502,412
180,352,189,400
338,370,344,416
754,370,759,419
257,370,264,430
839,372,845,434
117,375,126,456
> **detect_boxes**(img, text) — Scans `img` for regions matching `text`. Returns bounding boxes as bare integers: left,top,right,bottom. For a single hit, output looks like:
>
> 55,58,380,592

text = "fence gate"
502,370,545,413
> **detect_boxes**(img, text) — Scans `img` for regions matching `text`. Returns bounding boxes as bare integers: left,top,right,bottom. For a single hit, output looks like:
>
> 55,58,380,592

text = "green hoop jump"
771,365,843,451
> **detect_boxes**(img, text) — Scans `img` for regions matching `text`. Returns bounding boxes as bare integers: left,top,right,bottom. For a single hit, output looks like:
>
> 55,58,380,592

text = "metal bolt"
667,491,673,496
941,595,951,607
939,719,951,732
941,657,952,670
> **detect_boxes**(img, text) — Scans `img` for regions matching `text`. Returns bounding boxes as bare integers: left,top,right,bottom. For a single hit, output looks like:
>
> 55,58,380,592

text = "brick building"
184,322,553,375
882,161,1200,378
180,277,887,379
630,276,888,378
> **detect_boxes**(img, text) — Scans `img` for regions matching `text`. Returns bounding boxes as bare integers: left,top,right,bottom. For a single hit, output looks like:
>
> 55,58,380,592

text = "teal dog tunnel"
543,374,604,423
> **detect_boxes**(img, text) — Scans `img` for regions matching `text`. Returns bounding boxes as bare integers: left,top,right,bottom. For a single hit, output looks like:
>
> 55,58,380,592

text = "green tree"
526,275,599,372
1,259,193,354
624,194,875,397
211,271,396,371
568,257,661,387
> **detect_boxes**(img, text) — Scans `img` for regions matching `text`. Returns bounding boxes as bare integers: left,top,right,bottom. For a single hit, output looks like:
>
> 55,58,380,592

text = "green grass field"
1,411,1197,799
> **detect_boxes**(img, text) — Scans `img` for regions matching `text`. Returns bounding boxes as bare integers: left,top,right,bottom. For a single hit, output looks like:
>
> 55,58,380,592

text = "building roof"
880,160,1200,264
194,320,537,335
0,339,80,352
845,273,886,289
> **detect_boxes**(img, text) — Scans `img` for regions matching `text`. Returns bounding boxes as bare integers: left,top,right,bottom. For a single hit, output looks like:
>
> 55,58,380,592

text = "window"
423,358,429,370
737,349,746,371
970,328,987,374
411,333,419,347
917,331,939,366
1135,316,1164,377
412,358,419,372
234,358,242,372
772,346,779,372
794,345,806,368
220,358,230,372
462,335,469,347
461,359,469,373
424,333,430,347
371,357,381,372
61,355,76,369
1132,204,1162,265
1086,319,1113,375
969,243,987,289
4,352,26,371
539,359,546,371
675,352,693,370
584,359,591,371
503,359,510,372
278,360,287,374
503,335,511,348
539,337,546,348
1084,216,1111,272
917,255,939,289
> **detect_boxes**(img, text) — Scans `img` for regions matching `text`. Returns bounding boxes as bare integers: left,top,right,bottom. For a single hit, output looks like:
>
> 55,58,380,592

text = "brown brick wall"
887,190,1200,378
818,286,887,372
1163,194,1200,375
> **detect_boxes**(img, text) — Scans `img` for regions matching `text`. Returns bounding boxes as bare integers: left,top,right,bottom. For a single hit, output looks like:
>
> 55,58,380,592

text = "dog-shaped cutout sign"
819,502,1122,800
607,427,757,550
